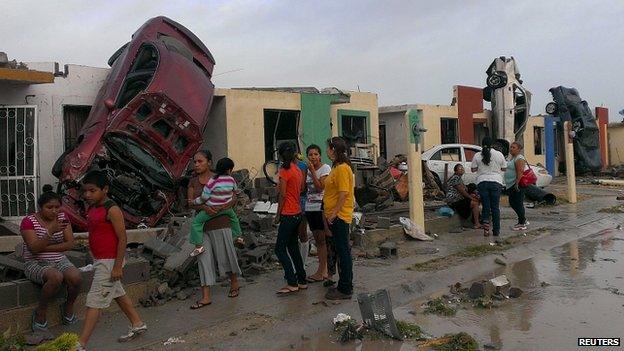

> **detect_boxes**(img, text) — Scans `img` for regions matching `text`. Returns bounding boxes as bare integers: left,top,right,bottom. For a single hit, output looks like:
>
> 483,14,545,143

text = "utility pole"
405,109,426,229
563,121,577,203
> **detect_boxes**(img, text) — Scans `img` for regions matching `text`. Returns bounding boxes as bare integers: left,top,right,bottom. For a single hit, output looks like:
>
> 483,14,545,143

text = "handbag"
518,161,537,188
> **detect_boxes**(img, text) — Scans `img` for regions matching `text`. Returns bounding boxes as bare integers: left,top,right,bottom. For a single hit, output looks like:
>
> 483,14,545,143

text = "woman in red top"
274,141,307,295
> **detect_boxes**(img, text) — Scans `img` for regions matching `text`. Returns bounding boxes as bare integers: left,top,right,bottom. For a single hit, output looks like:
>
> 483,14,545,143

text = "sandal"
276,286,299,296
306,275,325,283
60,302,78,325
228,287,240,298
189,246,205,257
190,301,212,309
31,310,48,332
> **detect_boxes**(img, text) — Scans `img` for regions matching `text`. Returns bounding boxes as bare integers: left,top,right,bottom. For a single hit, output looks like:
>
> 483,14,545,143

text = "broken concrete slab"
267,203,278,214
377,216,391,229
143,237,179,258
489,275,511,296
163,242,196,274
251,216,273,232
468,281,496,299
0,235,24,253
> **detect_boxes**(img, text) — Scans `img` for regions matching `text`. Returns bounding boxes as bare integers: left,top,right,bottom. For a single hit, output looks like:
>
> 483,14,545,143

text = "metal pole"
563,121,577,203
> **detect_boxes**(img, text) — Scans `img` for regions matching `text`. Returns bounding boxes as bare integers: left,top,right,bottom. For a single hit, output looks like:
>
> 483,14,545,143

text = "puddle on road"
292,229,624,351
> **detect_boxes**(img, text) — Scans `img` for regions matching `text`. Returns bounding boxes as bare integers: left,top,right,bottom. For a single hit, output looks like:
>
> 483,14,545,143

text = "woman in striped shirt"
20,190,82,332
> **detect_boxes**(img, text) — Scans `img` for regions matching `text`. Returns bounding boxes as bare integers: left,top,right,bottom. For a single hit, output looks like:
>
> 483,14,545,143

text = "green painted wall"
300,93,338,164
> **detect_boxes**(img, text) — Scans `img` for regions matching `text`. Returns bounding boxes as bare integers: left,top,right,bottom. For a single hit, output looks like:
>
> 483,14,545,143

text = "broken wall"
0,63,108,218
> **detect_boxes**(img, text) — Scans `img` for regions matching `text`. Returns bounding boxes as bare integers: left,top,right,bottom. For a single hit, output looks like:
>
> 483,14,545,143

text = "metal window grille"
0,106,38,218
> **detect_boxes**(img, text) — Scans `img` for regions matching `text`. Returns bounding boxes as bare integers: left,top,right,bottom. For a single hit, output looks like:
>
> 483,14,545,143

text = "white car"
422,144,552,188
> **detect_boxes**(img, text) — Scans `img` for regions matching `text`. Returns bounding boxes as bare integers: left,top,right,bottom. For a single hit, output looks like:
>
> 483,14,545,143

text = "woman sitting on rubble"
20,187,82,332
445,164,481,228
303,144,332,283
187,150,241,309
274,141,308,295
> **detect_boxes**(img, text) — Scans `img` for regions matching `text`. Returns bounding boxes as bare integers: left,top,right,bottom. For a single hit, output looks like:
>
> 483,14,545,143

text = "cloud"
2,0,623,119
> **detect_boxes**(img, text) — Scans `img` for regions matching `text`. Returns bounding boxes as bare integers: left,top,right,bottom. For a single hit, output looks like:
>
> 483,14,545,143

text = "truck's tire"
486,71,507,89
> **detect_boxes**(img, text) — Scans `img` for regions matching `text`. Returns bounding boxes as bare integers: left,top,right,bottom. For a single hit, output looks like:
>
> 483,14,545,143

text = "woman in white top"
470,137,507,242
303,144,332,283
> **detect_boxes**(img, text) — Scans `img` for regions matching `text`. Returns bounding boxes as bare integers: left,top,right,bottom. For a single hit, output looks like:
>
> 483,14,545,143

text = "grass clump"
0,327,25,351
599,205,624,213
423,297,457,316
396,320,423,340
34,333,79,351
472,296,496,309
459,244,506,257
433,332,479,351
408,257,445,271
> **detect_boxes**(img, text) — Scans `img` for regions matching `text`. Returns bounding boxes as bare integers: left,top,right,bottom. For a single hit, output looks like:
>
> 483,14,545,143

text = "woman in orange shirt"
274,142,307,295
323,137,354,300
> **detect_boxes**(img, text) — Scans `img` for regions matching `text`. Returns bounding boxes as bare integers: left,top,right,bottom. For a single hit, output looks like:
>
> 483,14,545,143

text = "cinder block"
143,237,179,258
122,257,150,284
0,282,18,310
14,279,39,307
242,246,271,264
163,243,196,274
379,241,398,258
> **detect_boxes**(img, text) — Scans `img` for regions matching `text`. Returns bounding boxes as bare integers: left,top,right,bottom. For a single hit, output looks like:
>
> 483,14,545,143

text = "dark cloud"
2,0,622,118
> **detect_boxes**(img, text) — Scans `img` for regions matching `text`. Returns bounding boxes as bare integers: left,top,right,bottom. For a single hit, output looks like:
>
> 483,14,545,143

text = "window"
440,118,458,144
63,105,91,150
534,126,544,155
430,147,461,161
263,109,300,161
341,115,367,145
116,44,158,108
464,148,479,162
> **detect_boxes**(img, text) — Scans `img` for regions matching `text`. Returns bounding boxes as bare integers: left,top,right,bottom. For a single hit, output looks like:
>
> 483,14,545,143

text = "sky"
2,0,623,120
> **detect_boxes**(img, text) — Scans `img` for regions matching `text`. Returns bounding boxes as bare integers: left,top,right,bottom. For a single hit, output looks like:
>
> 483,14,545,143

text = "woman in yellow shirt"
323,137,354,300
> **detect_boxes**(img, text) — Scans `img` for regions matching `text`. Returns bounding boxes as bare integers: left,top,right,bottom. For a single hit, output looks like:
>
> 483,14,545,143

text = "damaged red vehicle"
53,16,215,230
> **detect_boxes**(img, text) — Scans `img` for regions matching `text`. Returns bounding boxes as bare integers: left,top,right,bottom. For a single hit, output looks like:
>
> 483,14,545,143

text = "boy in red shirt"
76,171,146,350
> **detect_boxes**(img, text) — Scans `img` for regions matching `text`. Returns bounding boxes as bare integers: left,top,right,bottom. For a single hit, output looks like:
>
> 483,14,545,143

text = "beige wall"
379,104,458,157
219,88,301,173
331,91,380,156
522,115,546,166
608,125,624,165
215,88,378,174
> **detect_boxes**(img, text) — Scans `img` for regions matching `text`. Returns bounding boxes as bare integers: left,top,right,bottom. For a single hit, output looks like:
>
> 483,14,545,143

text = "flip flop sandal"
31,310,48,332
228,288,240,298
60,303,78,325
306,276,325,283
276,287,299,296
190,301,212,309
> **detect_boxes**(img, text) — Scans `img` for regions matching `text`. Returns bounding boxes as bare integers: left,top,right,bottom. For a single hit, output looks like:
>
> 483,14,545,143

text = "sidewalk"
50,183,624,350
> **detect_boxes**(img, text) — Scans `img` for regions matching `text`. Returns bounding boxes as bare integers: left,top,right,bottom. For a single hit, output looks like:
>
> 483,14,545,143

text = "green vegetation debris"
472,296,496,309
0,327,25,351
433,332,479,351
396,320,423,340
599,205,624,213
424,297,457,316
334,319,363,343
34,333,79,351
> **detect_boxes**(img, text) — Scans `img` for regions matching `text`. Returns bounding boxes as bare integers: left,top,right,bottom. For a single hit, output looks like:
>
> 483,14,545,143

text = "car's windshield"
105,135,173,189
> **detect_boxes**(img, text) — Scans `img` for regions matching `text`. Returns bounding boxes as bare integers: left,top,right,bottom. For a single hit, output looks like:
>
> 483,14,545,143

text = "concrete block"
489,275,511,296
379,241,398,258
163,242,196,273
377,216,391,229
122,257,150,284
14,279,39,307
468,281,496,299
242,246,271,264
0,282,18,310
143,237,179,258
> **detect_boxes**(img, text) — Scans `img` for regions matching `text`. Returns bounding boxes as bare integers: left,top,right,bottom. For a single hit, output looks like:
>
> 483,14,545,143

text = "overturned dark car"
546,86,601,174
53,16,215,229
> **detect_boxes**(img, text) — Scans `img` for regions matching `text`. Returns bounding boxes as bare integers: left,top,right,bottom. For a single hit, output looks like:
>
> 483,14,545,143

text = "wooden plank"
0,67,54,84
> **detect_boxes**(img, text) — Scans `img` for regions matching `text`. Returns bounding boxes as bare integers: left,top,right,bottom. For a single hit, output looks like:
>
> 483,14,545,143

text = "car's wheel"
545,102,557,115
486,71,507,89
483,86,493,102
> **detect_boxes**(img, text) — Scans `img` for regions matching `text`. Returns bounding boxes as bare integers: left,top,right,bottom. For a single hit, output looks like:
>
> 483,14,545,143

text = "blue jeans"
478,181,502,236
507,186,526,225
275,214,307,286
329,218,353,295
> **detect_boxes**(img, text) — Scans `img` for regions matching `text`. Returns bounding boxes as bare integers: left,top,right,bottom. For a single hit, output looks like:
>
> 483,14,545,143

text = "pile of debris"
356,155,445,212
0,52,28,70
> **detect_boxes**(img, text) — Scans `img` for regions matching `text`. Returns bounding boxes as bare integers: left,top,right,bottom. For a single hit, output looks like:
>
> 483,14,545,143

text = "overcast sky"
3,0,623,120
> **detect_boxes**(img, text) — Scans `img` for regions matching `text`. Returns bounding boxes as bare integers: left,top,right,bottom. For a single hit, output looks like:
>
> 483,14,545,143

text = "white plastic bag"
399,217,433,241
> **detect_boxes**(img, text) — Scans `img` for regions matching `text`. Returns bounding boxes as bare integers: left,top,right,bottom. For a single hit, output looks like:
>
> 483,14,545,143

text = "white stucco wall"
0,63,109,189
